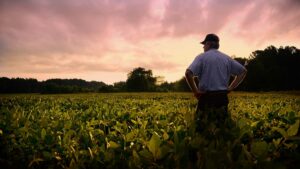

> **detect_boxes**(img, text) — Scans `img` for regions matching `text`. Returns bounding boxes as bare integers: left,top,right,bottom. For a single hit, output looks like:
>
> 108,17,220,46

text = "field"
0,92,299,169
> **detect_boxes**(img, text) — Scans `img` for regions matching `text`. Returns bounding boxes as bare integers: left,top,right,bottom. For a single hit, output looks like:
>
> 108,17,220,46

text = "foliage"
0,92,299,169
0,78,107,94
239,45,300,91
126,67,157,92
0,77,40,93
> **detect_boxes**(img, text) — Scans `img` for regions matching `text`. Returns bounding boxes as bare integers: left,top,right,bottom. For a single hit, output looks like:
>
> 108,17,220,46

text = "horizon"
1,0,300,84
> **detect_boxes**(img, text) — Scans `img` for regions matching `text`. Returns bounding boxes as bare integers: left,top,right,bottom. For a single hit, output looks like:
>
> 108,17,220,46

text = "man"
185,33,247,132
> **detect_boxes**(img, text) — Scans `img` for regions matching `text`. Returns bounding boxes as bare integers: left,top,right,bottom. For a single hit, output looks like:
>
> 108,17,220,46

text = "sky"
1,0,300,84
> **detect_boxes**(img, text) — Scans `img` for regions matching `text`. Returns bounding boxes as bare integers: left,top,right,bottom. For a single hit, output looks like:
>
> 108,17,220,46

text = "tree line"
0,78,107,94
0,45,299,93
0,75,188,94
238,45,299,91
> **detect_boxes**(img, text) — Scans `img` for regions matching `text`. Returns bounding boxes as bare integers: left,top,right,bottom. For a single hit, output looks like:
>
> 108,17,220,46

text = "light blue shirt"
188,49,245,91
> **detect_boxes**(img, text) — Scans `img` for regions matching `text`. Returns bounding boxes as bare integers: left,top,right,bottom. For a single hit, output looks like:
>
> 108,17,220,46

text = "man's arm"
185,69,203,98
194,76,199,87
228,69,247,91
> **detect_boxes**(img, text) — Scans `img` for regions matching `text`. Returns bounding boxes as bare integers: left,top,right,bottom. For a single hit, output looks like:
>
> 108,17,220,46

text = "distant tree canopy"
126,67,156,92
0,77,39,93
0,78,106,94
41,79,107,93
238,46,300,91
0,45,299,93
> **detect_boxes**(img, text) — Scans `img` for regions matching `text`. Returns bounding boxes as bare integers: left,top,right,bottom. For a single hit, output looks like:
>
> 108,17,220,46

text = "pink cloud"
233,0,300,45
0,0,299,82
1,0,299,55
160,0,250,36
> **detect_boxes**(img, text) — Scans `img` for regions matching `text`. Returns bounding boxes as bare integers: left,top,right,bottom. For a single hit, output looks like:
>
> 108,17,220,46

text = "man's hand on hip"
194,91,205,99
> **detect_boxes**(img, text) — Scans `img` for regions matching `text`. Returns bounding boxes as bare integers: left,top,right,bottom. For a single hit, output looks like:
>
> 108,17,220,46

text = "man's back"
188,49,244,92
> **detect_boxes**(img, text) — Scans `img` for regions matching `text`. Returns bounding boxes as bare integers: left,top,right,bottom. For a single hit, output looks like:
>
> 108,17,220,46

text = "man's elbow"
185,69,193,78
243,68,247,75
237,68,247,79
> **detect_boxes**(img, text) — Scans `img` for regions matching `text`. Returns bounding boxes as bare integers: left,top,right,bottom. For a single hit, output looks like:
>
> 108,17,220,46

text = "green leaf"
250,121,259,127
142,120,148,129
287,120,299,137
139,149,153,161
190,135,203,149
131,119,137,125
132,150,141,165
242,144,252,161
163,132,169,140
126,130,137,142
272,127,287,138
64,121,72,129
107,141,120,149
42,151,52,160
283,142,295,149
69,159,76,168
176,125,184,131
251,141,268,158
237,119,248,128
272,138,282,148
88,147,94,159
147,132,161,160
174,130,179,152
159,145,170,159
28,158,44,167
41,128,46,140
95,129,104,136
89,131,94,142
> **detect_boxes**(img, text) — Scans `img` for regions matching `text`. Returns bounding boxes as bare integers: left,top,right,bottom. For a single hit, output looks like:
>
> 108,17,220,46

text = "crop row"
0,93,299,169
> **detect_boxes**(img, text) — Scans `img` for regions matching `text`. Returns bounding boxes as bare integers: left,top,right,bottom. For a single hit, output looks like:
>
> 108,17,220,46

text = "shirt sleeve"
187,55,202,76
230,59,245,76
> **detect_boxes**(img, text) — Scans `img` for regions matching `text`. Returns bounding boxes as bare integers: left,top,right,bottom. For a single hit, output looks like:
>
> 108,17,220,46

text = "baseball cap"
200,33,219,44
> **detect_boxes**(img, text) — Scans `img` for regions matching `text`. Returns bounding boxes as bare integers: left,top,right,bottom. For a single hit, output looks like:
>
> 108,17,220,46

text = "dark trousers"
190,91,239,165
195,91,229,133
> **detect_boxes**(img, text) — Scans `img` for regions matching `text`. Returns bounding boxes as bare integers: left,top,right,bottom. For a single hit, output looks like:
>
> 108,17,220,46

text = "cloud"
233,0,300,45
161,0,249,36
0,0,115,55
0,0,161,74
161,0,300,43
1,0,299,53
0,0,299,82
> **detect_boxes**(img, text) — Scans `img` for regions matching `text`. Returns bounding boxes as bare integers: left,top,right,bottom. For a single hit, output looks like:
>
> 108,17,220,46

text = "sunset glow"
1,0,299,84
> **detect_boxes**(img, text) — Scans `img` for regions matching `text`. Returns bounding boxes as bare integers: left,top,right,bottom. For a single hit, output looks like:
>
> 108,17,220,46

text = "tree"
113,81,127,92
173,77,190,92
241,45,300,91
126,67,157,92
0,77,39,93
